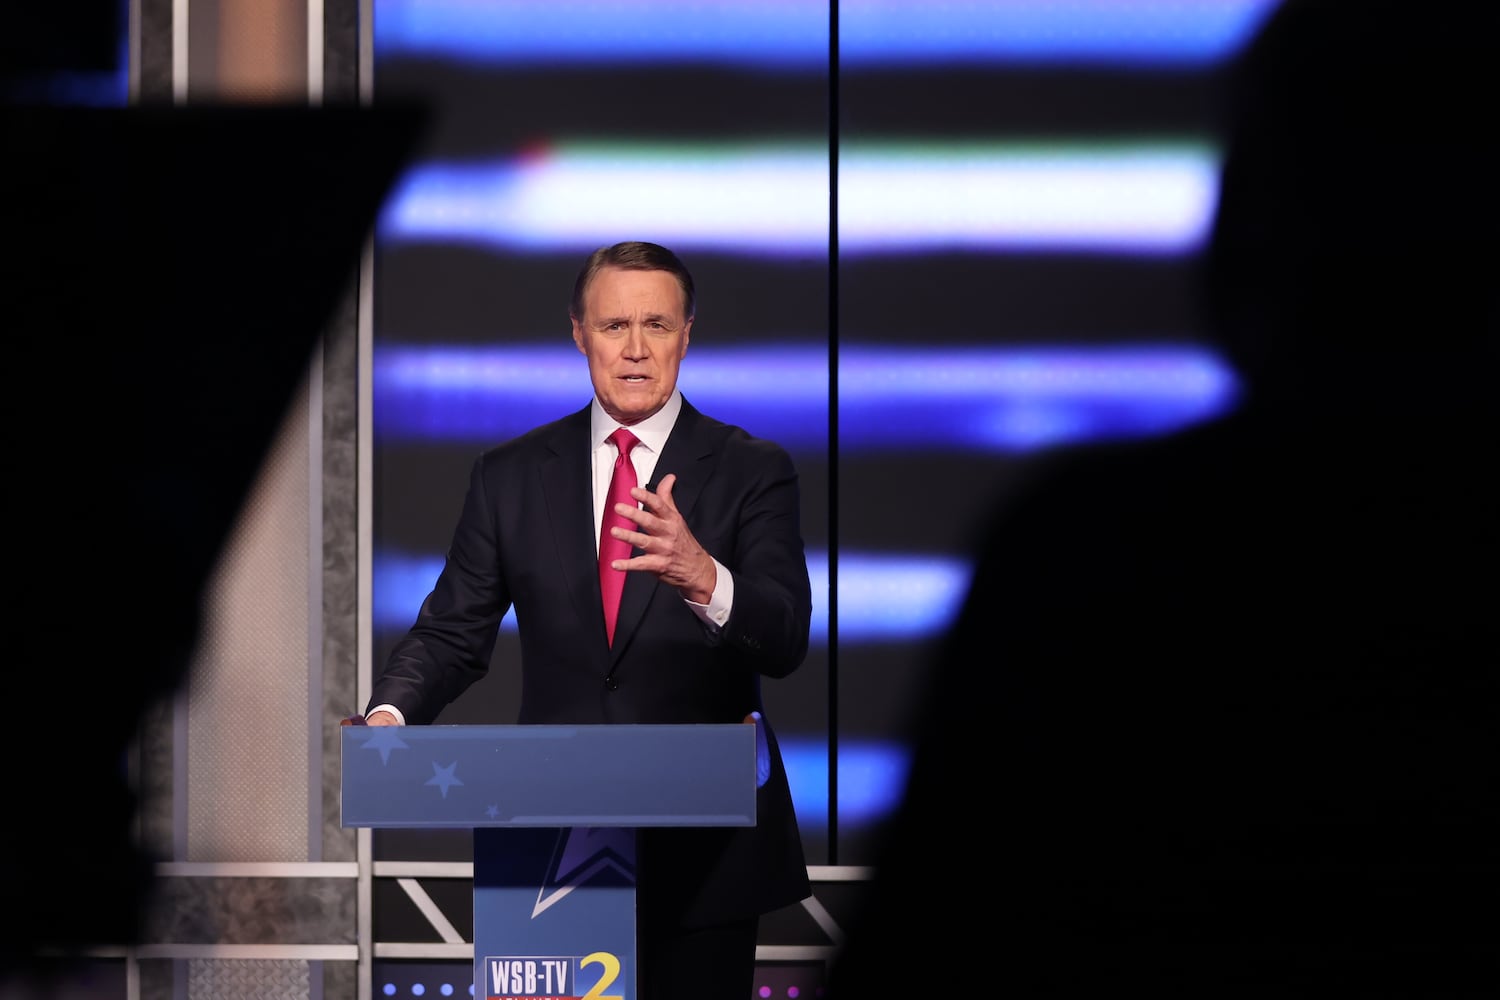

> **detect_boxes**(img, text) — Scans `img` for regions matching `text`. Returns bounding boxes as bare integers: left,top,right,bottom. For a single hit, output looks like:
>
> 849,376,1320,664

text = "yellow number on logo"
579,951,623,1000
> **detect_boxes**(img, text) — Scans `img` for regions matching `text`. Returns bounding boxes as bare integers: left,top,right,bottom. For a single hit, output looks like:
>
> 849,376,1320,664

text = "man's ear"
680,320,692,355
571,317,586,353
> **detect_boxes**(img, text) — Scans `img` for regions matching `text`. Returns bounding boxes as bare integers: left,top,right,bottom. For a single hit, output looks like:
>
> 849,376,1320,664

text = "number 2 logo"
579,951,623,1000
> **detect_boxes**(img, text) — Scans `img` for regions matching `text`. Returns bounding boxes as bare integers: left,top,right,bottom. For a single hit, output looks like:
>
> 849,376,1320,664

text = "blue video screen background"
370,0,1277,866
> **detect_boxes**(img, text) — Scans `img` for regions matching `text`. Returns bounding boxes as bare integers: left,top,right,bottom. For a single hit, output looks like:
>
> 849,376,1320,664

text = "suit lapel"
540,406,604,641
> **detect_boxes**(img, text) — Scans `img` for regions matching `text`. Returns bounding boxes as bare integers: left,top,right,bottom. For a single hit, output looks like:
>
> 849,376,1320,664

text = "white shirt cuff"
684,558,732,631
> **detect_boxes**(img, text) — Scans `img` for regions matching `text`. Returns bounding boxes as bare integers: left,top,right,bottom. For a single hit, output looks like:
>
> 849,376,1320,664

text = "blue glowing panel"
378,146,828,256
840,144,1219,255
377,143,1218,257
373,344,1239,450
375,550,973,645
374,0,1281,68
842,0,1283,67
839,345,1241,452
376,0,828,67
816,553,972,644
781,737,910,831
364,0,1270,863
4,8,128,106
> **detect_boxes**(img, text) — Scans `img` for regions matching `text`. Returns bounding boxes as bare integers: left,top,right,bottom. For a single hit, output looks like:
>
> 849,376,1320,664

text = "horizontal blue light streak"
815,553,972,643
841,0,1282,67
781,737,912,831
374,549,973,645
374,343,1240,451
840,344,1239,450
377,145,1218,256
4,35,130,106
5,68,129,106
374,0,1281,67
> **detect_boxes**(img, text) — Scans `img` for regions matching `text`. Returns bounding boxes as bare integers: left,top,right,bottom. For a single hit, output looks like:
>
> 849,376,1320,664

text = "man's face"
572,266,692,426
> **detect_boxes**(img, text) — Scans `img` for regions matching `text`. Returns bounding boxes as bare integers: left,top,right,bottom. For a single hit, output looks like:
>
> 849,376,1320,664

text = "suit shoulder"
701,414,797,469
685,403,792,456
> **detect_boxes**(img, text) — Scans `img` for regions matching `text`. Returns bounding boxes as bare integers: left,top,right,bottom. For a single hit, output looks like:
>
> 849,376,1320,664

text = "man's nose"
622,324,648,356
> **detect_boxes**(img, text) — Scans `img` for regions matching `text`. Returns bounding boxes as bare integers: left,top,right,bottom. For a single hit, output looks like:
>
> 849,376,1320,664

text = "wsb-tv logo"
484,952,626,1000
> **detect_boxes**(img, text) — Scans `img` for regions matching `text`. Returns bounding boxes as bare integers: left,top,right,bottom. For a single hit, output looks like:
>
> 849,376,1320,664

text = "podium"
341,723,758,1000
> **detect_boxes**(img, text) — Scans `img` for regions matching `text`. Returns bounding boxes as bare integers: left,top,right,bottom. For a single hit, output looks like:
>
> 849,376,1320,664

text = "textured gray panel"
136,694,178,859
143,878,357,944
189,958,309,1000
321,956,357,1000
138,958,175,1000
186,381,311,862
323,0,362,104
136,0,174,102
0,959,130,1000
322,279,362,864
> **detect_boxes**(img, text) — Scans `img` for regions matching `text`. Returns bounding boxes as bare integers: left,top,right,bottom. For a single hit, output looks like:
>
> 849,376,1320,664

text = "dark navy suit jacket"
368,396,813,926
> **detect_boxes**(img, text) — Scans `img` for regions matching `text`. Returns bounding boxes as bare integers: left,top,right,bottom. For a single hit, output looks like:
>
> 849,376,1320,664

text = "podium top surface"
340,723,757,829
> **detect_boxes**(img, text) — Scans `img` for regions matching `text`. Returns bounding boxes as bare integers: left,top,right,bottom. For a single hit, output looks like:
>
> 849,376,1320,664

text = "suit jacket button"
604,676,619,691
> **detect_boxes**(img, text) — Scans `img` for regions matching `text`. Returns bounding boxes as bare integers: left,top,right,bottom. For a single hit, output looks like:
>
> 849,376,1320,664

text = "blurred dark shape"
0,2,123,81
829,0,1496,995
2,101,426,987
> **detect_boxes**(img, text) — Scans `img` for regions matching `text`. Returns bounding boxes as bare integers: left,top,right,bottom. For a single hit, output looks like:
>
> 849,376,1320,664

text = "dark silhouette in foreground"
830,1,1497,994
3,95,424,993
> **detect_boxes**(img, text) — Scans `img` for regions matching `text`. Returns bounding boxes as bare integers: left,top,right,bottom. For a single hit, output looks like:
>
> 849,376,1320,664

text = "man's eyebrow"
596,311,675,325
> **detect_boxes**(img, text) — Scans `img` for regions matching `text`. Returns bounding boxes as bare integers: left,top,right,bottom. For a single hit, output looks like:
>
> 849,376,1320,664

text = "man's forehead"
585,268,687,314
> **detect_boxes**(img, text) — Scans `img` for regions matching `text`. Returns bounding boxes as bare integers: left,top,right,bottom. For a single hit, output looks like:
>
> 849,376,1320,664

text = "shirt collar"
590,389,682,455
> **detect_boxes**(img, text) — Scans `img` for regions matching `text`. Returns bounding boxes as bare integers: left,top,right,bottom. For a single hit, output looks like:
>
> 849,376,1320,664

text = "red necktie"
599,427,640,645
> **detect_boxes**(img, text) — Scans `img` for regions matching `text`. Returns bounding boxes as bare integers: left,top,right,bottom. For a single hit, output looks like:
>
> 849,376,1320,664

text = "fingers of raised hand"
611,521,648,547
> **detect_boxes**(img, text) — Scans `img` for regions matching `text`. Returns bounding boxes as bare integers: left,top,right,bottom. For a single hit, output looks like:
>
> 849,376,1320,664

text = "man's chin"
604,390,666,423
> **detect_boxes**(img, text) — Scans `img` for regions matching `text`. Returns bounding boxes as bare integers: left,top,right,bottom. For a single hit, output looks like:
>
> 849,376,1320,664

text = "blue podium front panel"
475,826,638,1000
340,723,757,828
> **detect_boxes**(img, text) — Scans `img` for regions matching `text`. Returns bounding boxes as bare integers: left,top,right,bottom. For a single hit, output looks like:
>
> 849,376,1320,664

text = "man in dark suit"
363,240,813,1000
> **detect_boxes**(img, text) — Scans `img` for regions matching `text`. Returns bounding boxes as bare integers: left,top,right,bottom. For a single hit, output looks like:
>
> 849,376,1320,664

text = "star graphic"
360,727,409,764
532,826,636,918
485,804,500,819
426,760,463,798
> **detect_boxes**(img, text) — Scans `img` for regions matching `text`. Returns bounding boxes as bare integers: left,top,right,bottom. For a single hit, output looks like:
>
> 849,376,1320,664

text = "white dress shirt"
589,390,733,630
